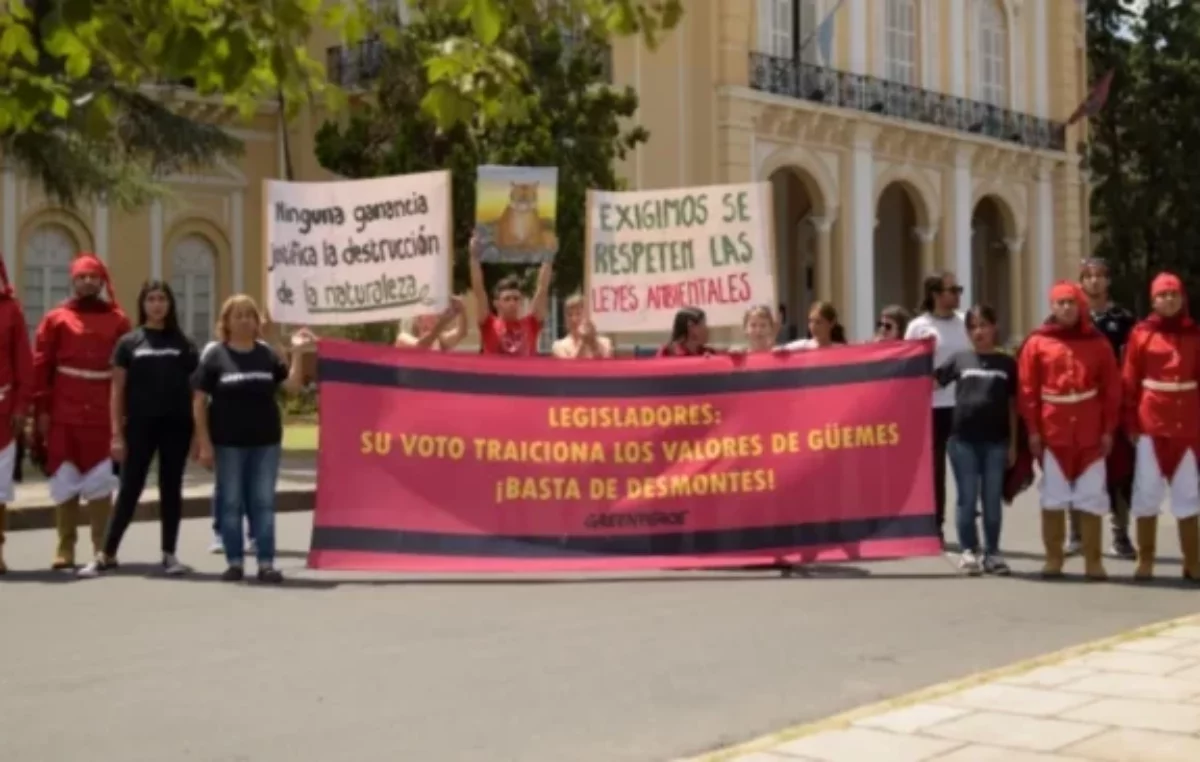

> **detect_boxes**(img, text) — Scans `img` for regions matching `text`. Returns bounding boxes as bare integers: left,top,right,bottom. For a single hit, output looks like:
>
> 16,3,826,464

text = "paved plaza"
2,495,1199,762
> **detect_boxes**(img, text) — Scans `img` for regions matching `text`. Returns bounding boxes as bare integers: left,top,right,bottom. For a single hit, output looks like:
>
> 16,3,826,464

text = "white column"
948,0,965,97
2,167,16,283
1036,164,1055,300
93,201,109,264
1005,236,1025,337
850,129,875,340
913,225,937,278
1034,0,1049,117
231,190,245,293
811,215,835,302
149,199,163,279
848,0,867,75
953,147,974,308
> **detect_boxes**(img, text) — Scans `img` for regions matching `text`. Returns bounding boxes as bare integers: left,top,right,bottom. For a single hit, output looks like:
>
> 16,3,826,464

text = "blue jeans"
210,476,257,540
214,445,281,566
947,437,1008,555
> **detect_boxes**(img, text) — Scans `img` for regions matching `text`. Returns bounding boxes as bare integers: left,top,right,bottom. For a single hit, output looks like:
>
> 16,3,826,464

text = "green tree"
314,5,649,342
1088,0,1200,310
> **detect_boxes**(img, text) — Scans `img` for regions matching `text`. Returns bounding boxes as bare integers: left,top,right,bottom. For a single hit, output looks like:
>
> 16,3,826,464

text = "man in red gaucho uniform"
32,253,131,570
0,257,33,574
1018,281,1121,581
1123,272,1200,582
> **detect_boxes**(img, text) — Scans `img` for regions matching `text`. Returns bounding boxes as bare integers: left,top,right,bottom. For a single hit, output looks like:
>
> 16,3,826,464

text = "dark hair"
965,304,998,331
879,304,911,336
492,274,523,299
918,271,954,314
136,279,182,336
669,307,706,343
809,301,847,344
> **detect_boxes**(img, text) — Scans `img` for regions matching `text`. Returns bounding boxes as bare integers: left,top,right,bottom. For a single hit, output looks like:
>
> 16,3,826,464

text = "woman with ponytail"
784,301,846,350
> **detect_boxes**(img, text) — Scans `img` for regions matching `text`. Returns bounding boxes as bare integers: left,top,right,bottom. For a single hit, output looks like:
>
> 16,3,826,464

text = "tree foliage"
314,5,650,342
1087,0,1200,310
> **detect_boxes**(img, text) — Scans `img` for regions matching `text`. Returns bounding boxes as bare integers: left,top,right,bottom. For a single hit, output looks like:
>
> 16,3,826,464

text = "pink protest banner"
309,339,940,572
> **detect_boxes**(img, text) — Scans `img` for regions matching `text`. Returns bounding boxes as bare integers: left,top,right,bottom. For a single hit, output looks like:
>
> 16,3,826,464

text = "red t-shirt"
479,314,542,356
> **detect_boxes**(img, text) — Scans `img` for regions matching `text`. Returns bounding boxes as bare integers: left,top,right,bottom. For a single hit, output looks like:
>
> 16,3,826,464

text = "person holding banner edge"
395,296,467,351
658,307,719,357
469,233,552,356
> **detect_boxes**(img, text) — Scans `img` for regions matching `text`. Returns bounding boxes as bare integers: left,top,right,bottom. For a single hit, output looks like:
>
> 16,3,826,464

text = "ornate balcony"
749,53,1067,153
327,38,385,90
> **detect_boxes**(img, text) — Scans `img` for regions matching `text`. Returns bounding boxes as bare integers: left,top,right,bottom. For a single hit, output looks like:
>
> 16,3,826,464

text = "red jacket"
1122,321,1200,440
1018,327,1121,479
32,299,130,428
0,298,32,449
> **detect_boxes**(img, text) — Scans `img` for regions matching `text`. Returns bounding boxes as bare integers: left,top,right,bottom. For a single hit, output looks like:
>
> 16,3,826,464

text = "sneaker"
76,555,118,579
958,549,983,576
247,538,257,554
1065,537,1082,557
983,554,1011,576
162,554,190,577
208,535,224,554
256,566,283,584
1111,533,1136,560
221,565,245,583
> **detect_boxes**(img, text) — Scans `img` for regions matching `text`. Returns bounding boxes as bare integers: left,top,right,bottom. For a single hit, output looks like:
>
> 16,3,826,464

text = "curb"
680,612,1200,762
4,489,314,532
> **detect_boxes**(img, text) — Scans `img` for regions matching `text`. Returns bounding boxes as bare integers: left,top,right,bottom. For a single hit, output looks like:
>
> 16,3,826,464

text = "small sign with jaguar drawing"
474,165,559,264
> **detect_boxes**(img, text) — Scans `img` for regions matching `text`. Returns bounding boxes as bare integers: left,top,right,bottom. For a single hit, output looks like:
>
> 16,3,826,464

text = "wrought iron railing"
748,53,1067,152
327,38,385,90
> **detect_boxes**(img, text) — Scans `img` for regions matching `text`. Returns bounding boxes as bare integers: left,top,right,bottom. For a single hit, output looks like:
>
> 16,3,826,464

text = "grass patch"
283,422,319,453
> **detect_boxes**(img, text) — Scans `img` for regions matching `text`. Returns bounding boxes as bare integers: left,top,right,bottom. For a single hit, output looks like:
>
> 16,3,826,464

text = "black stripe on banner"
318,354,932,398
310,514,937,559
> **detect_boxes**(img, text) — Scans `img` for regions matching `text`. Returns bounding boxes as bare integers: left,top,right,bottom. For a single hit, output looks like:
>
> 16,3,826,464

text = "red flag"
1067,69,1115,126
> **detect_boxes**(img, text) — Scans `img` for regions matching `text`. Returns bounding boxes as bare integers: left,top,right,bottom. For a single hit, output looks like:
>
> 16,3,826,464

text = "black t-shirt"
112,327,199,420
191,341,288,447
934,350,1017,443
1091,304,1136,361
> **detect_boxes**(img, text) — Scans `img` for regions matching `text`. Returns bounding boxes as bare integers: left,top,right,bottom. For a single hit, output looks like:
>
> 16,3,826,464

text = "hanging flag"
1066,69,1115,126
800,0,847,66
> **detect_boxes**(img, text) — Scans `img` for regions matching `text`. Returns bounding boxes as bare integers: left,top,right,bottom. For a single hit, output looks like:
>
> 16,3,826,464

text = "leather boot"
1134,517,1158,581
52,498,79,569
88,496,112,558
1177,516,1200,582
1079,510,1108,581
0,503,7,575
1041,510,1066,578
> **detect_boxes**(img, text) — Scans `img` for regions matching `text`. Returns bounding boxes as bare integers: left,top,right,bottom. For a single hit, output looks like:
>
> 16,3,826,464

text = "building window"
21,224,75,335
169,234,217,346
977,0,1008,107
885,0,918,85
757,0,819,63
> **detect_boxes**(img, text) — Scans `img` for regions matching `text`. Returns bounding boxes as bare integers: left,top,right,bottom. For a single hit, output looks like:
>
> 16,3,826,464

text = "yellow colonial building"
0,0,1090,346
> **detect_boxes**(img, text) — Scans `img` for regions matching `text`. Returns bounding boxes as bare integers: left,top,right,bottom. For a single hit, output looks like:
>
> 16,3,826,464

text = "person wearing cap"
31,253,131,571
1018,281,1122,580
0,258,33,574
1076,257,1138,559
1122,273,1200,581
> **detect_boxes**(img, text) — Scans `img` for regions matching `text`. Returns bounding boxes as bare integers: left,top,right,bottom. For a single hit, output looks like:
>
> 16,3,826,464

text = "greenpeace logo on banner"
586,182,776,333
264,171,452,325
218,371,275,385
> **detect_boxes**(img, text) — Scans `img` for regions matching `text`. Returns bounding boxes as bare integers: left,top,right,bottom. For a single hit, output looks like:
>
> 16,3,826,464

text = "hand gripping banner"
309,340,940,572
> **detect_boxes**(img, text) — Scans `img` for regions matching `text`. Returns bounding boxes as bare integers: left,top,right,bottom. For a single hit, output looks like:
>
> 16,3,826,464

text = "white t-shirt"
905,311,970,409
783,338,819,351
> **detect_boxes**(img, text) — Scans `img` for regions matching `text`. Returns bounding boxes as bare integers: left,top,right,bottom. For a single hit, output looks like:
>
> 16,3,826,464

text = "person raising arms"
552,295,613,359
394,296,467,351
468,234,552,356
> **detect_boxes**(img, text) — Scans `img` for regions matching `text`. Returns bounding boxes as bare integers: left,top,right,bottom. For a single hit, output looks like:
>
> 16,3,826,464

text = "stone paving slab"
685,615,1200,762
3,455,316,531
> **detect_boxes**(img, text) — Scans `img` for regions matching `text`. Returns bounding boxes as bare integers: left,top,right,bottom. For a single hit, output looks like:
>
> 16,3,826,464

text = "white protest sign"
585,182,775,333
264,171,452,325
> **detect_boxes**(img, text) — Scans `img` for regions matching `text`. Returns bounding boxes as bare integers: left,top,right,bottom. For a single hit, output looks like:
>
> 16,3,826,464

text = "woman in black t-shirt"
191,294,311,584
80,281,199,578
934,305,1018,577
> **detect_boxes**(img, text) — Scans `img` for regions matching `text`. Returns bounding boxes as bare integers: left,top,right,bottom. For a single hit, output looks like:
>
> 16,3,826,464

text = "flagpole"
797,0,847,59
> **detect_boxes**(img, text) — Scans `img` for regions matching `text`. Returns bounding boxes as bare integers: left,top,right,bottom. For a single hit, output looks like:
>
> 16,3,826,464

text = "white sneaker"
163,554,190,577
958,549,983,576
208,535,224,554
76,560,103,578
247,538,257,554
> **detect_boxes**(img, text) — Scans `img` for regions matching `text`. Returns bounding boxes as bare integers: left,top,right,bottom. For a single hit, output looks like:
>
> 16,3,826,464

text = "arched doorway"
873,183,923,315
22,223,77,333
971,196,1014,341
169,233,218,346
768,167,829,344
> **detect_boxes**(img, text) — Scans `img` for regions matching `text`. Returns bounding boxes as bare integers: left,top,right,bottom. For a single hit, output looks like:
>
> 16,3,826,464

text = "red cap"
1048,280,1093,331
1152,272,1184,298
70,253,119,309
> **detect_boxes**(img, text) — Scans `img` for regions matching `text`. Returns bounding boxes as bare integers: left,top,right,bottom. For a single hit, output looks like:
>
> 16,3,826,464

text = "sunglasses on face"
876,321,897,332
937,286,964,295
